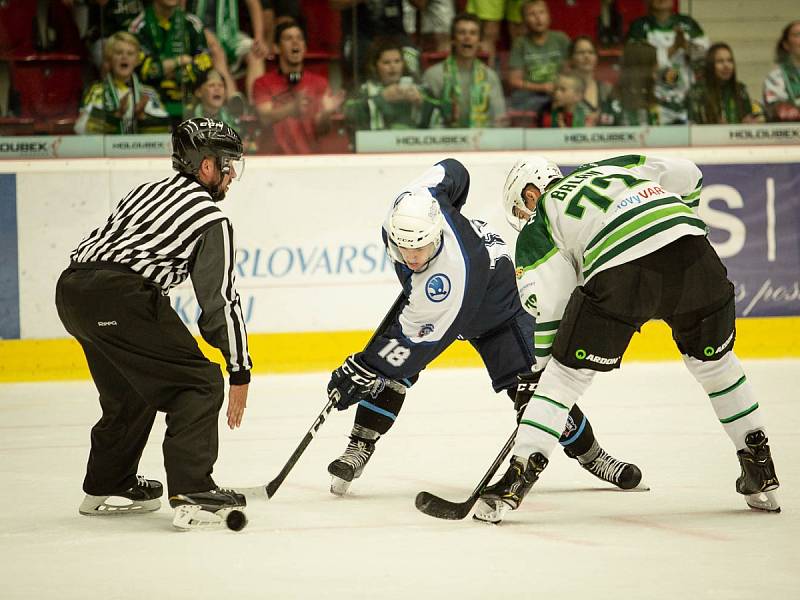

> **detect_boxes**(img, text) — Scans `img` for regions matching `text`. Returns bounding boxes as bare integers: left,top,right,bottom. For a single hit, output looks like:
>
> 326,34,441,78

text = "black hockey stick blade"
415,491,476,520
415,429,516,520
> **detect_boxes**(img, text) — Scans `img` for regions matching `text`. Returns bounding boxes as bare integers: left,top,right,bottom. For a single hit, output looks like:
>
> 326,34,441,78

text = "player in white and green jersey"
474,154,781,523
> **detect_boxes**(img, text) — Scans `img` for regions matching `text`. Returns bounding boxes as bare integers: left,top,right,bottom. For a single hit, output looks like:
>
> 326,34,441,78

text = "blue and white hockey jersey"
358,159,523,387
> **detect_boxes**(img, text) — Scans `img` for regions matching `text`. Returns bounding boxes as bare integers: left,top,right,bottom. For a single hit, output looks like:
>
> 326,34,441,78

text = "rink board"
1,316,798,382
1,149,798,382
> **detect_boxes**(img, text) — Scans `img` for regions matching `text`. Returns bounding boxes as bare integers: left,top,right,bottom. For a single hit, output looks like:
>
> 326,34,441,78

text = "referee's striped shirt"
71,173,252,382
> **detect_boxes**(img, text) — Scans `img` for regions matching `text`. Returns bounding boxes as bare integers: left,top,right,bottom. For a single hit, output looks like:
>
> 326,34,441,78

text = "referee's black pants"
55,266,224,497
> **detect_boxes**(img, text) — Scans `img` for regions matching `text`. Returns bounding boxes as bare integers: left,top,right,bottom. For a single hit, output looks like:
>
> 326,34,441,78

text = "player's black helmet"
171,117,243,176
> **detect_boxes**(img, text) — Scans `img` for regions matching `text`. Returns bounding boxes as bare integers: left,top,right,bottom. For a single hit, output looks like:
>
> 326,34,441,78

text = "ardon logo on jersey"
425,273,451,303
418,323,435,338
575,348,620,366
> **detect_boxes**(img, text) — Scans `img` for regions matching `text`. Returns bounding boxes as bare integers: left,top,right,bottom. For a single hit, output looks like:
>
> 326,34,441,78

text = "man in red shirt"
251,21,344,154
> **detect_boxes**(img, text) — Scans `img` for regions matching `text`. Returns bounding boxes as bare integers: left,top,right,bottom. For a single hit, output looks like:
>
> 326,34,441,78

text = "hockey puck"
225,509,248,532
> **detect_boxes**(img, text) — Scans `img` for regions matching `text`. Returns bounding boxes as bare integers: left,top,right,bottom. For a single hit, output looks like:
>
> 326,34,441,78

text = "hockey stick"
415,428,517,520
240,293,407,501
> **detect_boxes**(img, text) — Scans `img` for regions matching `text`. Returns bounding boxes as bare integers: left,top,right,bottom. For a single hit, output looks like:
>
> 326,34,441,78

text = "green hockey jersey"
514,154,706,365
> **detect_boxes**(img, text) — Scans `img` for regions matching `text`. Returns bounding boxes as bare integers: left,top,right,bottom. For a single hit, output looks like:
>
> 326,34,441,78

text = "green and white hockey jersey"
514,154,706,366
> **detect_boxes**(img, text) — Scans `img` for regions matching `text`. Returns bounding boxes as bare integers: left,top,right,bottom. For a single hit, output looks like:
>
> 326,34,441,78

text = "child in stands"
75,31,169,134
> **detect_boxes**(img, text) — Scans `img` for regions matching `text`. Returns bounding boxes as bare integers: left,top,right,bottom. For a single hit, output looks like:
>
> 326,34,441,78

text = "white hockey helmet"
502,157,563,231
387,191,444,266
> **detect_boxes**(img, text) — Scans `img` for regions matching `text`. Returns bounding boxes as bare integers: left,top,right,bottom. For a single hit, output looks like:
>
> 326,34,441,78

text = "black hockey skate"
170,487,247,530
736,430,780,513
473,453,549,523
566,440,644,490
328,435,376,496
79,475,163,516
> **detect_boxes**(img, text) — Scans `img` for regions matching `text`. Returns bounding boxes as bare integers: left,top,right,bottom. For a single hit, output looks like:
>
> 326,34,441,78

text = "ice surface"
1,360,798,599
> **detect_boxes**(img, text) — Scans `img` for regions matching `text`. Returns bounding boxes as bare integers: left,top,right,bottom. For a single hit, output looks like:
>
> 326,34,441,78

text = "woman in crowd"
763,20,800,122
75,31,169,134
344,37,426,131
689,43,764,124
567,36,612,116
600,41,661,126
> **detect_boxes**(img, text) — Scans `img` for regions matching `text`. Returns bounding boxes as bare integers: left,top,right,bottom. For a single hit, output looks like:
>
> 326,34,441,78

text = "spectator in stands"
251,21,345,154
465,0,525,63
185,0,268,101
403,0,455,53
421,12,507,128
329,0,420,85
130,0,213,124
689,43,764,125
626,0,709,124
185,67,241,131
538,72,596,128
508,0,570,114
344,37,425,131
75,30,170,134
130,0,211,125
599,40,660,126
86,1,144,69
261,0,303,60
763,20,800,123
567,35,612,116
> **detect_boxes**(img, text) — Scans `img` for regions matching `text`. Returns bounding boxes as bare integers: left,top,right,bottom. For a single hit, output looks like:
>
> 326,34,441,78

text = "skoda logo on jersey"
418,323,435,338
425,273,451,303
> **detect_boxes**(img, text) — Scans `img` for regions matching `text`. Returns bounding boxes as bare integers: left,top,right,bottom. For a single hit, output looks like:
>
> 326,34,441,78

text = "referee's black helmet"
171,117,243,176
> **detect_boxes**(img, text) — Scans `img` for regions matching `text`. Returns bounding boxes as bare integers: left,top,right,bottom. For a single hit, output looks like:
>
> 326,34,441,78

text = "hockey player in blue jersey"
325,158,643,496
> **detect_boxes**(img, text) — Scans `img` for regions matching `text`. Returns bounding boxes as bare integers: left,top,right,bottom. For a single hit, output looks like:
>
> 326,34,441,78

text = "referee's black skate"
736,430,780,512
170,487,247,530
79,475,163,516
566,440,643,490
473,453,549,523
328,435,376,496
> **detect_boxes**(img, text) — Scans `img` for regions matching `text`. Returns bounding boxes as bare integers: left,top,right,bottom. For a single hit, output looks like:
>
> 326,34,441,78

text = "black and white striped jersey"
71,172,252,382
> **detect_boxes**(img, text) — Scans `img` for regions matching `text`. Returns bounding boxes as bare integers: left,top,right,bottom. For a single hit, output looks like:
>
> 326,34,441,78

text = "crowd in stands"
0,0,798,153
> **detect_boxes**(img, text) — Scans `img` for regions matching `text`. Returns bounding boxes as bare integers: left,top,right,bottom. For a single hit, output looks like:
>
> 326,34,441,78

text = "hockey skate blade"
472,499,509,524
745,490,781,513
172,506,243,530
329,476,352,496
79,494,160,516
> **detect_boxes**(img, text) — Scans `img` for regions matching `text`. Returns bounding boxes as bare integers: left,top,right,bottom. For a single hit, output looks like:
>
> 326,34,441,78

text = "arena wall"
1,147,798,381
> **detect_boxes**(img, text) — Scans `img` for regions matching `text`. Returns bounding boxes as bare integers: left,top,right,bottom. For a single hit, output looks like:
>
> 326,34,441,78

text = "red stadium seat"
507,110,538,128
302,0,341,54
0,116,35,136
33,116,77,135
7,53,83,118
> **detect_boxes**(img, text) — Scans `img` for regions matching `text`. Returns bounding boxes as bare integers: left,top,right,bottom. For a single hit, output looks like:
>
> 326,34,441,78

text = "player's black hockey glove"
514,370,542,424
328,354,386,411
